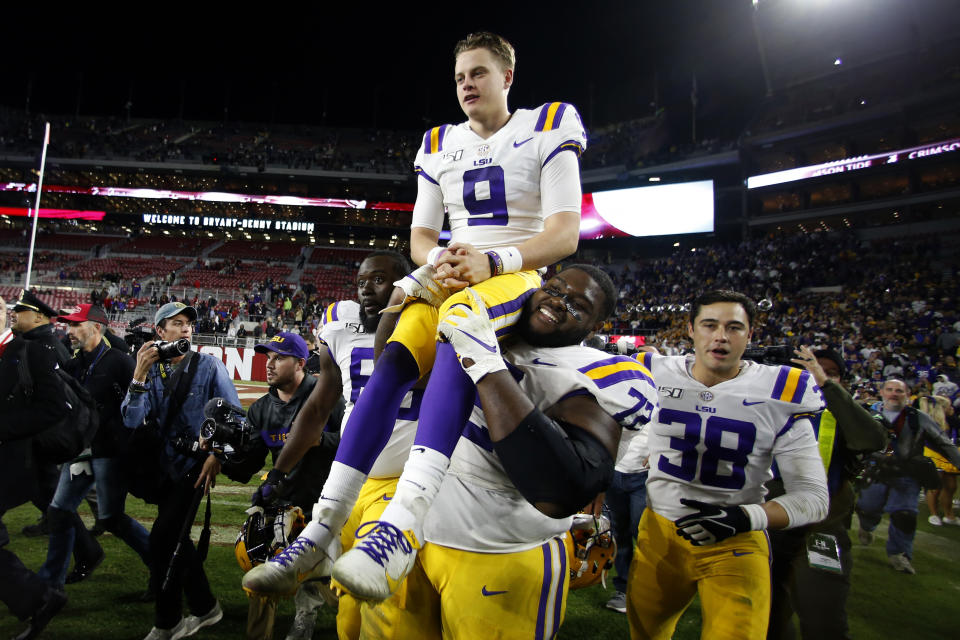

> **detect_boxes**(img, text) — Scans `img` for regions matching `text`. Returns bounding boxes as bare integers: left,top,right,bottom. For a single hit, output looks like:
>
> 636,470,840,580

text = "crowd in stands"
597,230,960,403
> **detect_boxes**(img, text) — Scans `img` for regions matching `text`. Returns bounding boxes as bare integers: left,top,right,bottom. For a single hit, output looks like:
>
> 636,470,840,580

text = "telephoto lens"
155,338,190,361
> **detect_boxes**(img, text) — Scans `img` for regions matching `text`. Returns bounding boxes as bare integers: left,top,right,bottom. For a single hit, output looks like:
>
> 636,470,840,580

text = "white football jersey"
425,343,659,553
639,353,824,522
412,102,587,250
317,300,421,478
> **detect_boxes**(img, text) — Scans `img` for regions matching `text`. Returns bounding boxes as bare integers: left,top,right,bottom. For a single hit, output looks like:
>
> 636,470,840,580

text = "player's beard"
360,308,379,334
516,301,591,349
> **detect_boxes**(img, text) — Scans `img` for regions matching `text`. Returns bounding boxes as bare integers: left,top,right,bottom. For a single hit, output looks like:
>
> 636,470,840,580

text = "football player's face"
688,302,752,380
265,352,302,387
357,256,403,332
881,380,908,411
455,48,512,120
519,269,604,348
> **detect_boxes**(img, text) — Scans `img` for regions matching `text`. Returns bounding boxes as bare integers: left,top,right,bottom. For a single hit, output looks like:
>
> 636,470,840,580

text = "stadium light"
834,57,842,66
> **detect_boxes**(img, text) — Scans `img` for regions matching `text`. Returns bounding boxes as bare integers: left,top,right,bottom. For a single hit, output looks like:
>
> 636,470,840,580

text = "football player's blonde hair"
454,32,515,72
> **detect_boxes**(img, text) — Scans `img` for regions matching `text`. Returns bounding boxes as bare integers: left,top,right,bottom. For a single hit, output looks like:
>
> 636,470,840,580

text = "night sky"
2,1,956,136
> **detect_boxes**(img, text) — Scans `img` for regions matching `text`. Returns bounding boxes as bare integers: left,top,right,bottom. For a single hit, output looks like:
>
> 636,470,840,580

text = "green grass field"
4,485,960,639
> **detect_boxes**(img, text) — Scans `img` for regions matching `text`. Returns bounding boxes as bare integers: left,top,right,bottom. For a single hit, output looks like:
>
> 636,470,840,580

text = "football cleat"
242,527,337,597
331,521,421,602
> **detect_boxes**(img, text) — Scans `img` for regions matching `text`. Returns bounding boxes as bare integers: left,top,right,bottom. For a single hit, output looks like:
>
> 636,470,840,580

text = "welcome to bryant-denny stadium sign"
140,213,315,233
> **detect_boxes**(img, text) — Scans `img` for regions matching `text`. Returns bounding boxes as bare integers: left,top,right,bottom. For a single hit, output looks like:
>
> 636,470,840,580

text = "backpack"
14,341,99,464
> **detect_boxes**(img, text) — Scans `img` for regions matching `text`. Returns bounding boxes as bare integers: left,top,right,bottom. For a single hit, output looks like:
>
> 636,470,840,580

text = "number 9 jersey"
412,102,587,250
638,352,825,522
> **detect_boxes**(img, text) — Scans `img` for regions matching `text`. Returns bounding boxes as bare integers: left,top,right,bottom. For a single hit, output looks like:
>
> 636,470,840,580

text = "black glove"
251,468,290,507
674,498,751,546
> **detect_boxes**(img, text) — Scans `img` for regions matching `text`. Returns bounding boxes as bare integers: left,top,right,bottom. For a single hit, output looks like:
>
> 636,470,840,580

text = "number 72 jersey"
639,353,825,521
412,101,587,251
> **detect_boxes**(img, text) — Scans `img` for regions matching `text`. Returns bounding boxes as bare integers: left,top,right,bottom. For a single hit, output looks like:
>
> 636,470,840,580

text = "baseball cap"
154,301,198,326
254,332,309,360
13,289,58,317
58,304,109,325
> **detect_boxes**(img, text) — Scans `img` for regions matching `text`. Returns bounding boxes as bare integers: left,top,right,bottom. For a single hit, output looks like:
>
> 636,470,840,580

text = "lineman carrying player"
244,251,421,640
244,31,587,601
629,291,829,640
358,264,657,639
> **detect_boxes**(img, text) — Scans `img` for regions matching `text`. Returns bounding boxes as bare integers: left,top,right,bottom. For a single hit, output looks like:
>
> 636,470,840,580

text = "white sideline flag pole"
24,122,51,291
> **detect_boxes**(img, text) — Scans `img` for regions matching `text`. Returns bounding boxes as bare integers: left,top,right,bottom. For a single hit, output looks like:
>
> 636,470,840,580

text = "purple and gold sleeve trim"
578,355,655,390
542,139,585,167
414,165,439,185
535,102,570,132
638,351,654,369
422,124,452,154
771,366,811,404
323,302,340,325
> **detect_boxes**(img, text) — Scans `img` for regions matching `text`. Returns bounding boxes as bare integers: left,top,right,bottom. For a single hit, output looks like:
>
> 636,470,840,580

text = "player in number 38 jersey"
412,99,587,250
639,351,825,522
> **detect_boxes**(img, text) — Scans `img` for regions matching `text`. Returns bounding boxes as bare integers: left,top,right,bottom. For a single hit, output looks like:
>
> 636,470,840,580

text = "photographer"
121,302,240,640
229,332,340,640
856,378,960,575
767,346,888,639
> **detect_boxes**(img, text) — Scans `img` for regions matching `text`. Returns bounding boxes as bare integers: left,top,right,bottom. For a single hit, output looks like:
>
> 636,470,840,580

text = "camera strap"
160,350,199,435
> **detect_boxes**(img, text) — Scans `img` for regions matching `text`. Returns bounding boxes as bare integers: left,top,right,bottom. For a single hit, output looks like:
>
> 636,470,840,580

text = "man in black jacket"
767,347,888,639
856,378,960,574
0,296,69,639
11,289,70,538
36,304,151,587
231,332,340,640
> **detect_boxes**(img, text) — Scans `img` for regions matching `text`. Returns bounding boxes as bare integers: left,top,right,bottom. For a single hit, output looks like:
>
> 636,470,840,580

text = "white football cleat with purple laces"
331,521,421,602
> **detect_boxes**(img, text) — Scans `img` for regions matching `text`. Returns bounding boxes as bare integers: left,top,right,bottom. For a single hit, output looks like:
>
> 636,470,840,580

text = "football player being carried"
358,264,658,638
629,290,829,640
242,250,420,638
244,31,588,600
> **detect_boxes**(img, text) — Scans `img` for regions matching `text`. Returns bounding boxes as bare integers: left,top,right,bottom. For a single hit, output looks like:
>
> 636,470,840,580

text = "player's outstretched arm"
271,347,342,475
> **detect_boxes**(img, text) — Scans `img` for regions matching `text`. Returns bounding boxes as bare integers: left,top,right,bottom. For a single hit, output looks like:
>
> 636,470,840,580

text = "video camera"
199,397,257,451
742,345,794,366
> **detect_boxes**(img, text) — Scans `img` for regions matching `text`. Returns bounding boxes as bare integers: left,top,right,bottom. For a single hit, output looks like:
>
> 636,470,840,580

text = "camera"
200,397,256,450
155,338,190,361
742,345,794,366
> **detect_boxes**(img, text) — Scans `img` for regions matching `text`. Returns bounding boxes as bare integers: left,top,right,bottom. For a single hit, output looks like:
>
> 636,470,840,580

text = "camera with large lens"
170,433,206,460
200,397,256,451
743,345,794,366
154,338,190,361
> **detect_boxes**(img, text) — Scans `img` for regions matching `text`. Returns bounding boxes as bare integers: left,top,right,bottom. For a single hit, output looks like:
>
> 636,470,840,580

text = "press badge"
806,533,842,574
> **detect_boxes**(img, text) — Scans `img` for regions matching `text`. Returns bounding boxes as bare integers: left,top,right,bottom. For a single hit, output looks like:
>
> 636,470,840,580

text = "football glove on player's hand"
674,498,751,546
437,287,506,384
251,468,291,507
381,264,450,313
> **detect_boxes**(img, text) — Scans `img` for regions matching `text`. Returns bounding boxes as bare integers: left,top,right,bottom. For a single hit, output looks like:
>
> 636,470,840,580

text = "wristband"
486,246,523,275
741,503,769,531
426,246,447,267
499,246,523,273
129,379,147,393
486,251,503,276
